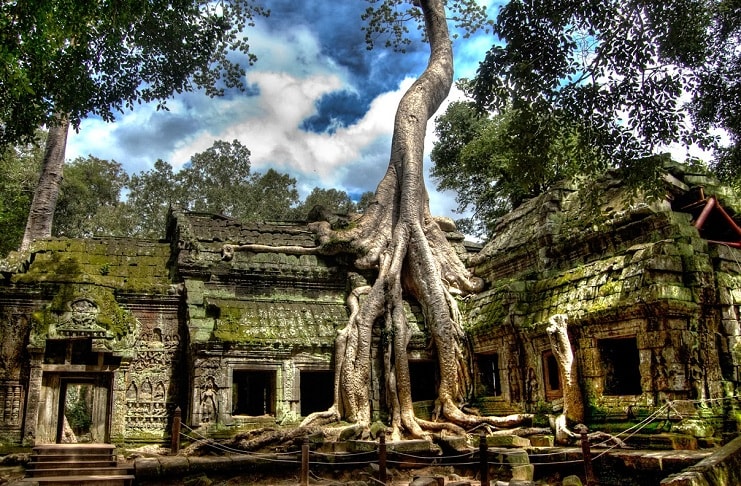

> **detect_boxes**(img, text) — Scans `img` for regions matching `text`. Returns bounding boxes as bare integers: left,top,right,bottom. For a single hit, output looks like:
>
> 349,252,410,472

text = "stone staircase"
21,444,134,486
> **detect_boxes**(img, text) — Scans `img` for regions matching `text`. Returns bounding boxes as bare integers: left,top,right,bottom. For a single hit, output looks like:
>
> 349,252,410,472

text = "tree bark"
20,117,69,251
299,0,530,437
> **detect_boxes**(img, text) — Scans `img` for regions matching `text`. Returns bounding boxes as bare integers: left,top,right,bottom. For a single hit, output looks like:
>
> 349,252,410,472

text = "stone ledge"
660,434,741,486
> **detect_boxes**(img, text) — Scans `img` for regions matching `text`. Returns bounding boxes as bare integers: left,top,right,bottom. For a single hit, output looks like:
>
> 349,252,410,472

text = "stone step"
28,459,117,468
32,444,115,456
16,474,135,485
28,466,133,478
23,444,131,486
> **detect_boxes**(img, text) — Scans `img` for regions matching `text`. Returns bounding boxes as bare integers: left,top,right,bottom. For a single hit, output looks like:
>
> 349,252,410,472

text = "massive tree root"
294,0,531,440
224,0,531,441
547,314,626,448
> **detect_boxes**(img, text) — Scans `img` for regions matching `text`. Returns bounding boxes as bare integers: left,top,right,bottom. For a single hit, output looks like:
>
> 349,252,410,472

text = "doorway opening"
477,353,502,397
231,370,276,416
300,370,334,416
409,361,437,402
57,380,94,443
599,337,642,395
543,350,562,400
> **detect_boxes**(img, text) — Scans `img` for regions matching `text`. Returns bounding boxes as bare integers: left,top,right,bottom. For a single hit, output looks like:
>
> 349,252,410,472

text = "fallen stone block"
409,476,444,486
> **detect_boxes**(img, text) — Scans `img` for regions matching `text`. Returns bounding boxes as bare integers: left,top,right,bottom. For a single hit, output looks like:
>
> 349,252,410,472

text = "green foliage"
124,159,182,238
123,141,300,237
431,100,600,237
290,187,355,220
0,133,44,255
64,385,92,436
472,0,736,188
0,0,269,147
361,0,492,52
53,156,129,238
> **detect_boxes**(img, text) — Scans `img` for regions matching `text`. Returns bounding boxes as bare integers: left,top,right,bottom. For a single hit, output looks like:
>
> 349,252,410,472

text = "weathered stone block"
410,476,443,486
511,463,534,481
562,475,584,486
529,435,554,447
484,435,531,448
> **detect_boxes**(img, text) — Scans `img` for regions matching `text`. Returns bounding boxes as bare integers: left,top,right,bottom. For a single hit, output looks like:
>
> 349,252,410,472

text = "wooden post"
577,425,597,486
300,438,309,486
170,406,181,454
378,430,387,485
479,431,489,486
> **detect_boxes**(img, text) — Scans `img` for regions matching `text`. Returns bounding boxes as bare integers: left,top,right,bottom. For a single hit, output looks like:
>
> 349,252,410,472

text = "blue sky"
65,1,500,218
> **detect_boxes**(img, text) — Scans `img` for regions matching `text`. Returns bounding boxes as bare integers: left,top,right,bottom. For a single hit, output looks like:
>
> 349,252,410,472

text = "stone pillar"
22,348,44,445
110,359,130,442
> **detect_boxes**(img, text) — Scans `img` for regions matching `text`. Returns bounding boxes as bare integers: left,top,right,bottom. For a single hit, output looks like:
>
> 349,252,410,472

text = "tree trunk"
298,0,531,437
20,118,69,251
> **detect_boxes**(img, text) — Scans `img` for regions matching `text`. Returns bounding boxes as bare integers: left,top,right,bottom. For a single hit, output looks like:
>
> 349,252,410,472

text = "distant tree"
354,191,376,214
472,0,738,189
0,134,44,256
122,141,299,237
240,169,299,221
124,160,183,239
290,188,355,220
53,157,129,238
431,100,599,237
178,140,254,216
3,0,268,249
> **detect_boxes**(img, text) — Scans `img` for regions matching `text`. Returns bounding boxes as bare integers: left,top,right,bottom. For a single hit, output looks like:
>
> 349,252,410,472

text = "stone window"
300,370,334,416
543,350,562,400
231,370,276,416
409,361,437,402
477,353,502,396
599,337,642,395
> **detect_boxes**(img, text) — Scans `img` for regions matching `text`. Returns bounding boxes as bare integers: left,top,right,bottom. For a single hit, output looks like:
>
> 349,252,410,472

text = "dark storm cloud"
260,0,428,133
300,90,369,133
114,113,201,159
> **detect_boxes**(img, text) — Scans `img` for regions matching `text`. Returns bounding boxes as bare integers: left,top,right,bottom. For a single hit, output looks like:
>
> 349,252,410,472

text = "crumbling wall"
467,166,741,433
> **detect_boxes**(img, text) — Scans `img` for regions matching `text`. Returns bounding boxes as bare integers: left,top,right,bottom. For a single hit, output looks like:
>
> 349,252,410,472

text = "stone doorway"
29,337,121,444
39,372,113,444
57,379,95,443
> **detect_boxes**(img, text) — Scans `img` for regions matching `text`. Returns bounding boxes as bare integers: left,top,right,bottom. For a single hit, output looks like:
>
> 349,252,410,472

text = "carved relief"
0,382,23,426
123,309,181,433
198,376,219,424
57,298,109,338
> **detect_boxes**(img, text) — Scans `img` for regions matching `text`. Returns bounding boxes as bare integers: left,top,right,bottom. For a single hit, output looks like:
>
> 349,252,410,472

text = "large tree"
431,98,600,238
224,0,531,440
0,133,44,256
53,156,129,238
2,0,268,249
471,0,740,189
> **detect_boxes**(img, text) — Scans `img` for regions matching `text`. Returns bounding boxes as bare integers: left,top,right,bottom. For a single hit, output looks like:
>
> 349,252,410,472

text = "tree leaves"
0,0,269,146
471,0,734,188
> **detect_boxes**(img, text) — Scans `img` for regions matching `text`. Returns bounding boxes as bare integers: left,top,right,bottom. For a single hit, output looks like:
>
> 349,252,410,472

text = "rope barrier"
168,394,740,473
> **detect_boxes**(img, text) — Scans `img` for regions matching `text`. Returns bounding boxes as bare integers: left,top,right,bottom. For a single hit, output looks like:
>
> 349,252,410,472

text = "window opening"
231,370,276,416
543,350,562,400
599,337,642,395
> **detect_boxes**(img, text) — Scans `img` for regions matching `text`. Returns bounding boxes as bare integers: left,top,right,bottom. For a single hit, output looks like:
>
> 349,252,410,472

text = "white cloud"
65,13,483,219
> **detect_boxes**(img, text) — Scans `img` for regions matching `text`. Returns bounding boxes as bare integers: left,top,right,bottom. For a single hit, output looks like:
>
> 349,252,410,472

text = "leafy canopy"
431,98,599,237
0,132,44,254
0,0,268,146
1,139,365,243
471,0,740,187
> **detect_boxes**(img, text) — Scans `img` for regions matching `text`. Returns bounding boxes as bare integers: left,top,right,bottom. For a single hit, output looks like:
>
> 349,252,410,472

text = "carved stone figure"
199,377,219,424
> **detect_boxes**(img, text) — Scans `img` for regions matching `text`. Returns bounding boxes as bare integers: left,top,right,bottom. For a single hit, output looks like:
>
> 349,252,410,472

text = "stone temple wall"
466,165,741,426
0,164,739,446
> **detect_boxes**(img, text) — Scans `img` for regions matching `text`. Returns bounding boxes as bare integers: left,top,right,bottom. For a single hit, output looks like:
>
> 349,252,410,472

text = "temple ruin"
0,162,738,448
